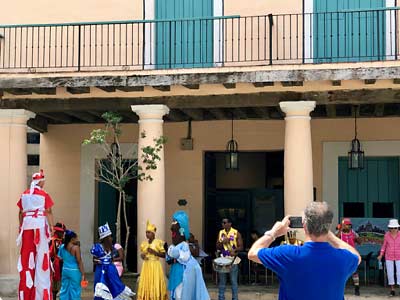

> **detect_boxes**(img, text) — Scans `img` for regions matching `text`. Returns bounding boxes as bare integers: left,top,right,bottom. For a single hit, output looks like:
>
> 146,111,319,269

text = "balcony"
0,7,399,73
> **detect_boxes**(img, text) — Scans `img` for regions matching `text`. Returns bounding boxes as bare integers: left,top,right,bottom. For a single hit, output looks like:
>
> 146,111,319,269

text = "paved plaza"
1,273,395,300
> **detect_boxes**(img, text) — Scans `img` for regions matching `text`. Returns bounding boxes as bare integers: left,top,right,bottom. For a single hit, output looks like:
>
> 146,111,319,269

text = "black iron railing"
0,8,399,73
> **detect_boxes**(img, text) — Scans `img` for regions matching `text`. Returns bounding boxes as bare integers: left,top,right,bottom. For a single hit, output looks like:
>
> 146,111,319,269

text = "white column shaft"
280,102,315,216
131,105,169,272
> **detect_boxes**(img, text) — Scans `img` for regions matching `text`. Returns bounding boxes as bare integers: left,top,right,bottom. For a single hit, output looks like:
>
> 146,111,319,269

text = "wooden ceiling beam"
207,108,228,119
180,108,204,121
27,115,48,133
38,112,73,123
64,111,98,123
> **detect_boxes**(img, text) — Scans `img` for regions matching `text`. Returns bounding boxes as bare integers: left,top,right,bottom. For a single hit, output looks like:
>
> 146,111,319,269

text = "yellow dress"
137,239,168,300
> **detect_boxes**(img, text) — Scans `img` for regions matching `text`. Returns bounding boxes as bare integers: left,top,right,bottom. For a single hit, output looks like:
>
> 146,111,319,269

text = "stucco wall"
39,117,400,251
2,0,143,25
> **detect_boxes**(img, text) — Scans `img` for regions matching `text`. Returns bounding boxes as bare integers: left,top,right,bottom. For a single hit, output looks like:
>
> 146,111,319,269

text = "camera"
289,216,303,228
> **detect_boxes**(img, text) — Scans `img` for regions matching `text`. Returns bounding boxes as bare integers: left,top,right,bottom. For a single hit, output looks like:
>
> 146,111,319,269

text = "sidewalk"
1,273,394,300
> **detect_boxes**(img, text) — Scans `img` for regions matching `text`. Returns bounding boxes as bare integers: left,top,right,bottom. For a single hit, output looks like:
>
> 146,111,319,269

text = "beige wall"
39,117,400,250
2,0,143,24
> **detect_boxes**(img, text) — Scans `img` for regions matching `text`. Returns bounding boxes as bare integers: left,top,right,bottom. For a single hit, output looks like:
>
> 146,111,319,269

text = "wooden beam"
116,86,144,92
118,111,139,123
4,88,32,95
96,86,116,93
166,109,187,122
374,104,385,117
152,85,171,92
66,87,90,94
207,108,228,119
223,83,236,89
183,84,200,90
180,109,204,121
253,82,274,88
64,111,98,123
32,88,57,95
38,112,73,123
232,107,247,119
364,79,376,85
252,107,270,119
27,115,48,133
281,81,303,87
325,105,336,118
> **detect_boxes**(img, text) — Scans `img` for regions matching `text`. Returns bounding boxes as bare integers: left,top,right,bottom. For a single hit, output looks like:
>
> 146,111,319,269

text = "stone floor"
2,272,397,300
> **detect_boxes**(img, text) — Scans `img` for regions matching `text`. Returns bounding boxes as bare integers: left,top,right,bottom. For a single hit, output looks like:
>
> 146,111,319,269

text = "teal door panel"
98,181,117,236
313,0,386,62
338,157,400,219
155,0,213,68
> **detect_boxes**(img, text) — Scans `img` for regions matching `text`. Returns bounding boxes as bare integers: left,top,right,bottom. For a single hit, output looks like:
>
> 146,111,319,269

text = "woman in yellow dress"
137,220,168,300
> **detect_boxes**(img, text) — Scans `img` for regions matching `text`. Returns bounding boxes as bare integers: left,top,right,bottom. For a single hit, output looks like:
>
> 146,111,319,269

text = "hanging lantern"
348,106,364,169
225,114,239,170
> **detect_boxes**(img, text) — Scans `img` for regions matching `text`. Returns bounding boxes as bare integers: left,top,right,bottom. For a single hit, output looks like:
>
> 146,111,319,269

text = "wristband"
264,230,276,241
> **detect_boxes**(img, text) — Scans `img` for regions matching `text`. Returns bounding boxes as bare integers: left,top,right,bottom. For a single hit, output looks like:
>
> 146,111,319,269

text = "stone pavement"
1,273,396,300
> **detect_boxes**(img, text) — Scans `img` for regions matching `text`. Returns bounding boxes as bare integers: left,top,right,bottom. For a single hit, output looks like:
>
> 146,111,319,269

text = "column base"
0,275,18,297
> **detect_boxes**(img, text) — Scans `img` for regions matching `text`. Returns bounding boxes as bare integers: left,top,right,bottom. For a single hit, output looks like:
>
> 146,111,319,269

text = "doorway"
204,151,284,257
155,0,214,68
96,159,138,271
338,156,400,219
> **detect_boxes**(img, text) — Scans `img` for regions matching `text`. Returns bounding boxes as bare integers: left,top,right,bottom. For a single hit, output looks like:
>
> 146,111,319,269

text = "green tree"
83,112,166,266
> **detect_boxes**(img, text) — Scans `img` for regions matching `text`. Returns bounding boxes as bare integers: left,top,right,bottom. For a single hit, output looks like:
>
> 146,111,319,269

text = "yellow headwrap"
146,220,156,233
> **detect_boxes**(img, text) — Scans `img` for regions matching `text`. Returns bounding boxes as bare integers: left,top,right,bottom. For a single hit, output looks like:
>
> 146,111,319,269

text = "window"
373,203,394,218
343,202,365,218
27,155,40,166
27,132,40,144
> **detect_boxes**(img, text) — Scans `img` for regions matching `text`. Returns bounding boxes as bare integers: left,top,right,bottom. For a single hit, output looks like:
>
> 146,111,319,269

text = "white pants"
385,260,400,285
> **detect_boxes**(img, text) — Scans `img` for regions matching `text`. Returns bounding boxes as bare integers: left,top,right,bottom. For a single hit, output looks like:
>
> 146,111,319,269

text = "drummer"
216,217,243,300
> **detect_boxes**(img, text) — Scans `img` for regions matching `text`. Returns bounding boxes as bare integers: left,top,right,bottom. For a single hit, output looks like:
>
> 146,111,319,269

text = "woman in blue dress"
91,223,134,300
166,211,209,300
58,230,85,300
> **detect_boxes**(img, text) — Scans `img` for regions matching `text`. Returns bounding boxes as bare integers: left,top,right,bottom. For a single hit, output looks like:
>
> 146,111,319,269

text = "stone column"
131,105,169,271
279,101,316,216
0,109,35,294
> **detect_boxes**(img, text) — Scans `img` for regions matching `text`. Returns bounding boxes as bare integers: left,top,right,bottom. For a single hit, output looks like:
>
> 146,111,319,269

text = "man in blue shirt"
248,202,361,300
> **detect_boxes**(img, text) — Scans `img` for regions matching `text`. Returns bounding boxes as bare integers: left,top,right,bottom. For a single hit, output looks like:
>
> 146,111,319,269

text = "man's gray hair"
304,202,333,237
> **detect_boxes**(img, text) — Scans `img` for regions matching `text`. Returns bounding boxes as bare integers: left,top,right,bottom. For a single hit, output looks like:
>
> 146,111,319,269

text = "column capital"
279,101,316,119
131,105,170,123
0,109,35,125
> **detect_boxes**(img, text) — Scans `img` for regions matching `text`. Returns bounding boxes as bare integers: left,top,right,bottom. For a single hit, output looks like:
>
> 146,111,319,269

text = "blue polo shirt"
258,242,359,300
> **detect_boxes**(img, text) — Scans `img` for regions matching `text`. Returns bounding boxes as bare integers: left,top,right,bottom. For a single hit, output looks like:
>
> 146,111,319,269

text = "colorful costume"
340,218,360,295
112,243,123,277
167,211,209,300
58,241,82,300
49,223,66,299
137,221,168,300
17,170,53,300
217,226,241,300
91,223,134,300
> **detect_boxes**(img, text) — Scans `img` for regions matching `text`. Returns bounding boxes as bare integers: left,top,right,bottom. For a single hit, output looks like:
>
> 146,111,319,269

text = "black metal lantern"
225,114,239,170
348,107,364,169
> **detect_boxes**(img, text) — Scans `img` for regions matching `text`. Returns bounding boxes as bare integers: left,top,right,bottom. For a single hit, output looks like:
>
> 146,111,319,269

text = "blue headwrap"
172,210,190,240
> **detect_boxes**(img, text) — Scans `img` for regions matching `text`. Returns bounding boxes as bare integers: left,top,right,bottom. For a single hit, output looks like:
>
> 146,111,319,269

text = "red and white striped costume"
17,171,54,300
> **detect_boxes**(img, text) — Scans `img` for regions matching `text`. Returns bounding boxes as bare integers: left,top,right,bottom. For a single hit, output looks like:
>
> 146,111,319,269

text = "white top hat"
388,219,400,228
98,223,112,240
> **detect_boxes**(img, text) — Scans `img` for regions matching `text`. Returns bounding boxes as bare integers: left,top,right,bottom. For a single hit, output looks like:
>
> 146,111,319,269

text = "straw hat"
388,219,400,228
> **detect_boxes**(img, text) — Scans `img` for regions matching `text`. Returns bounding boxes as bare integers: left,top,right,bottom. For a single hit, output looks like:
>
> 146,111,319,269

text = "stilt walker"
17,170,55,300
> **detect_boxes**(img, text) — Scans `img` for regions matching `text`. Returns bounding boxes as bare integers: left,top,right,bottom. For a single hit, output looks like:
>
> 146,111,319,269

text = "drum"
213,257,234,273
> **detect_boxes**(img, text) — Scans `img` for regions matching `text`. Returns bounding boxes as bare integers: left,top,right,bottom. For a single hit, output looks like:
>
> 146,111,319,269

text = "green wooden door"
313,0,386,62
338,157,400,219
155,0,214,68
98,181,118,236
